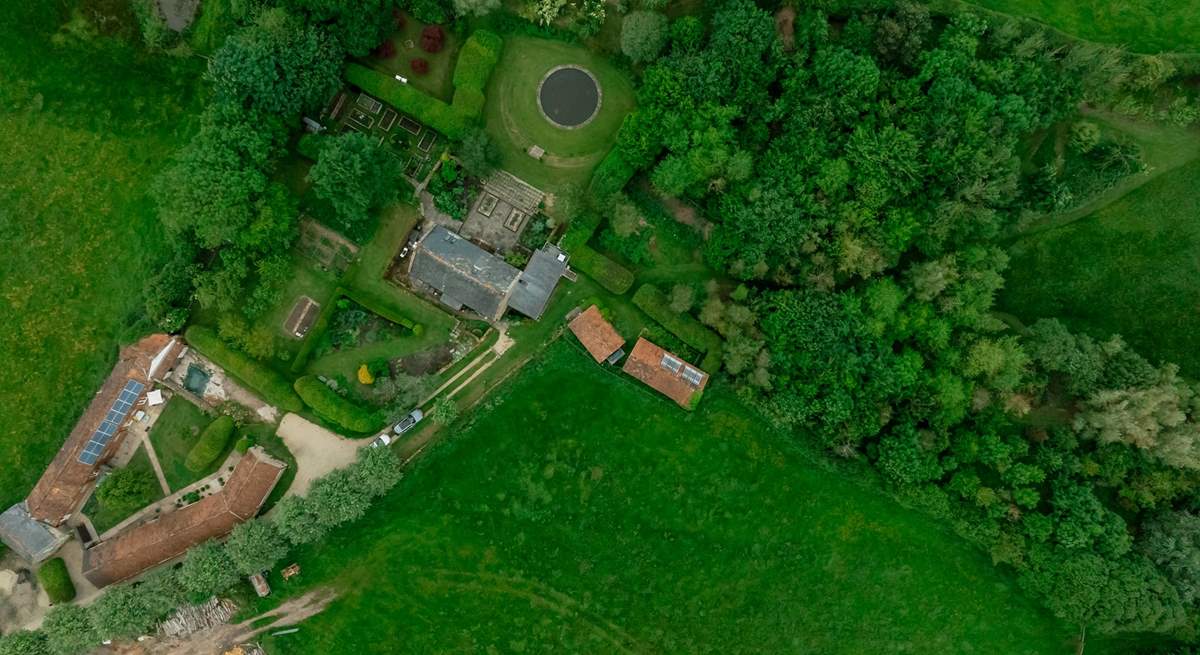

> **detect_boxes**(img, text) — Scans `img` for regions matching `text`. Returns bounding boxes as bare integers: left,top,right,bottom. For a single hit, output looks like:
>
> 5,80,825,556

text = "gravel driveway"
275,414,372,496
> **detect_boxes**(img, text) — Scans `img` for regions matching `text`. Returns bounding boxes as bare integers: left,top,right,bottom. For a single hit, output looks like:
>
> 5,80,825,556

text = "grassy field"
483,35,635,192
1002,158,1200,376
961,0,1200,53
81,446,163,534
260,341,1112,655
147,396,217,491
0,5,203,509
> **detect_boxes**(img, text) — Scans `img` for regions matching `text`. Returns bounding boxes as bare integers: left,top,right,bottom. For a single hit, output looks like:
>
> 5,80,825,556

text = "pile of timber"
158,596,238,638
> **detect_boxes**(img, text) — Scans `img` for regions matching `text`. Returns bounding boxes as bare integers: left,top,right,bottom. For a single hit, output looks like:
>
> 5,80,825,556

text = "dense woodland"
6,0,1200,652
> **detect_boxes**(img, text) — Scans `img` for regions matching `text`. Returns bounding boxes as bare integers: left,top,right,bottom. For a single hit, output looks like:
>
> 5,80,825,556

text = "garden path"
140,433,172,496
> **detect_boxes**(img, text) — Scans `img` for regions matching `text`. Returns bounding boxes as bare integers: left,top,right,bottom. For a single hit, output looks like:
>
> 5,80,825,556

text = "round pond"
537,66,601,129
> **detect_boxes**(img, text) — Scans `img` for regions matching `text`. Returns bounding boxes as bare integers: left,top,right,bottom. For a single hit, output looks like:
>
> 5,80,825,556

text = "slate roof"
409,226,519,321
0,502,68,563
26,334,181,527
622,338,709,408
568,305,625,363
509,244,568,320
81,448,286,588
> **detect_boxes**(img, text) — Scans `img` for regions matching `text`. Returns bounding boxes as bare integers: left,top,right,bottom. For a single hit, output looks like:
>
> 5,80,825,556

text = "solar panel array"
681,366,705,387
78,379,144,466
660,353,683,374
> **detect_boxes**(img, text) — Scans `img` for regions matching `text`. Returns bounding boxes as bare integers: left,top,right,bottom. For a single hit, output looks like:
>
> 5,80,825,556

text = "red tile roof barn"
81,448,286,588
621,338,709,408
568,305,625,363
26,334,180,526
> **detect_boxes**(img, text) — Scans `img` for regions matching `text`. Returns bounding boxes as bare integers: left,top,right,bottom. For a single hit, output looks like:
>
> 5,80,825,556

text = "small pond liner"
183,364,210,395
537,66,601,129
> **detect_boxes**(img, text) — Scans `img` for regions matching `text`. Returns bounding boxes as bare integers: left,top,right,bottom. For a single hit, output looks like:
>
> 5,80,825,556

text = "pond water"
538,66,600,128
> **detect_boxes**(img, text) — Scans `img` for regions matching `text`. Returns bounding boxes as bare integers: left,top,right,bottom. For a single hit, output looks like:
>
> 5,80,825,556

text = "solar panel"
682,366,705,387
660,353,683,374
77,379,145,465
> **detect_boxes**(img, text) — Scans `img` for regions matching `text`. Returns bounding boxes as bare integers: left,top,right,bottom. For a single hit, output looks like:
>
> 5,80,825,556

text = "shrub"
234,435,254,454
89,569,182,640
420,25,445,53
294,376,383,433
36,559,75,605
411,57,429,75
185,326,304,412
0,630,48,655
185,415,236,473
372,39,397,59
571,246,635,294
296,133,325,161
589,148,636,199
42,605,97,655
633,283,723,360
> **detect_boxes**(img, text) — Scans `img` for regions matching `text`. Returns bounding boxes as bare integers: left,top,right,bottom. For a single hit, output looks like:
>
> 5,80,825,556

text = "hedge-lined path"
275,414,371,497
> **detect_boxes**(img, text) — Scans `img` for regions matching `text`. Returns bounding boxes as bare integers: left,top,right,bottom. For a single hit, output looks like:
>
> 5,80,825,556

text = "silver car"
392,408,424,435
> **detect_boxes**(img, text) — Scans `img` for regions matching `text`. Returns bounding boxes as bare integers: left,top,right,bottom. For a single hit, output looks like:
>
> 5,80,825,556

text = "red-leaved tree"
411,58,429,75
420,26,445,54
373,40,397,59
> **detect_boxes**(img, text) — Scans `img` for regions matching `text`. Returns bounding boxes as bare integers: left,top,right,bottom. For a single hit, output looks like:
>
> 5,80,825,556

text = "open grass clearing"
147,396,218,491
1002,158,1200,376
956,0,1200,53
261,341,1121,654
483,35,635,193
0,5,203,509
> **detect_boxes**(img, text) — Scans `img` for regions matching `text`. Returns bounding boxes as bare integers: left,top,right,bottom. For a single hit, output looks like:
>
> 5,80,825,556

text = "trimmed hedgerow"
589,147,636,199
294,376,383,434
37,558,76,604
185,415,236,473
185,326,304,412
571,247,635,295
452,30,503,92
633,283,723,366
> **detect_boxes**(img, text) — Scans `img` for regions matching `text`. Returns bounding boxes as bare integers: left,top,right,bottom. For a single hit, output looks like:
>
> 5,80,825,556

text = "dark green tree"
308,132,403,227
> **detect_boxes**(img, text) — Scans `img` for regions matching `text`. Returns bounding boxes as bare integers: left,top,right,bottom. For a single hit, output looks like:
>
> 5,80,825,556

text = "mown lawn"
0,5,203,509
362,11,463,103
962,0,1200,53
482,35,635,192
262,341,1111,654
147,396,216,492
1002,159,1200,376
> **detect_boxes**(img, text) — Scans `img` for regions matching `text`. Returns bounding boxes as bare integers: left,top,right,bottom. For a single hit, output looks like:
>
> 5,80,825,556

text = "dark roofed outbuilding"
409,226,520,321
509,244,568,320
0,502,68,563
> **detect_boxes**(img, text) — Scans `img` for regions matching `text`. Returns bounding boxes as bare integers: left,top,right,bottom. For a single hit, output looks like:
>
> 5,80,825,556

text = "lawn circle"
537,65,602,130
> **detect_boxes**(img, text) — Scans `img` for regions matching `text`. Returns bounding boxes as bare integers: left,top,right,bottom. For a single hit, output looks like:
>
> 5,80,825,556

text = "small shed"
249,573,271,598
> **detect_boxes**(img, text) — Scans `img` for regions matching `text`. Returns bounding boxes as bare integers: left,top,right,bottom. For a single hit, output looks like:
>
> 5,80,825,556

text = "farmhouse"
409,225,568,322
568,305,625,364
81,447,286,588
622,338,709,409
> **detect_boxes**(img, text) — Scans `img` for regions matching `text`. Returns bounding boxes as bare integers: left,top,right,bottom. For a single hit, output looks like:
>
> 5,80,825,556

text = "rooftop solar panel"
660,353,683,374
77,379,146,465
682,366,705,387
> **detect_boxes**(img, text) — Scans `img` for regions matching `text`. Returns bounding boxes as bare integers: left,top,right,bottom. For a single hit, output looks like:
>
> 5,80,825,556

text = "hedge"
346,63,467,139
589,147,636,199
452,30,503,92
339,286,419,331
185,415,236,473
37,558,76,604
294,376,383,434
633,283,723,367
571,246,635,295
450,86,486,118
185,326,304,412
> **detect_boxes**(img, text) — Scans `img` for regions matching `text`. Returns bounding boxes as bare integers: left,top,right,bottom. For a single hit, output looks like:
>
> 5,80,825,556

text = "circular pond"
537,66,602,129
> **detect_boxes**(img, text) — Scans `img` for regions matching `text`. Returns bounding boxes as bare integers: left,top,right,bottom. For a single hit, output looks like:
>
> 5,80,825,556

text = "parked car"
393,408,424,435
370,433,393,448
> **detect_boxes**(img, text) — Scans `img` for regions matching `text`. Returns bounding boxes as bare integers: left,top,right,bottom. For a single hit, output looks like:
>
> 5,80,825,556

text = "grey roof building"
509,244,569,320
0,502,68,563
410,226,520,321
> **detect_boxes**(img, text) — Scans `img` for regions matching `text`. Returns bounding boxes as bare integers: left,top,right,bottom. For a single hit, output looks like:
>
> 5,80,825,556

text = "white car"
370,433,393,448
393,408,424,435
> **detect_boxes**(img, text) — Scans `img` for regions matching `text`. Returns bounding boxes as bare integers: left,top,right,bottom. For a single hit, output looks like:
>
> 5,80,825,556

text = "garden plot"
458,169,545,251
298,217,359,274
328,89,439,183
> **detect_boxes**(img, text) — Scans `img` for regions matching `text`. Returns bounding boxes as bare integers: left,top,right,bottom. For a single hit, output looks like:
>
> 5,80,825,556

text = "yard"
146,396,219,491
961,0,1200,53
1002,158,1200,377
483,35,635,193
80,446,163,534
361,12,462,103
0,4,204,509
261,341,1129,654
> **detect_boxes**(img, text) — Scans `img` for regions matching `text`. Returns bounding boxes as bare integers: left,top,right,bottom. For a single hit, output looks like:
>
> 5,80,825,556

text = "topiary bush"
185,326,304,412
37,558,76,604
294,376,383,433
420,25,445,53
185,415,236,473
411,57,429,75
